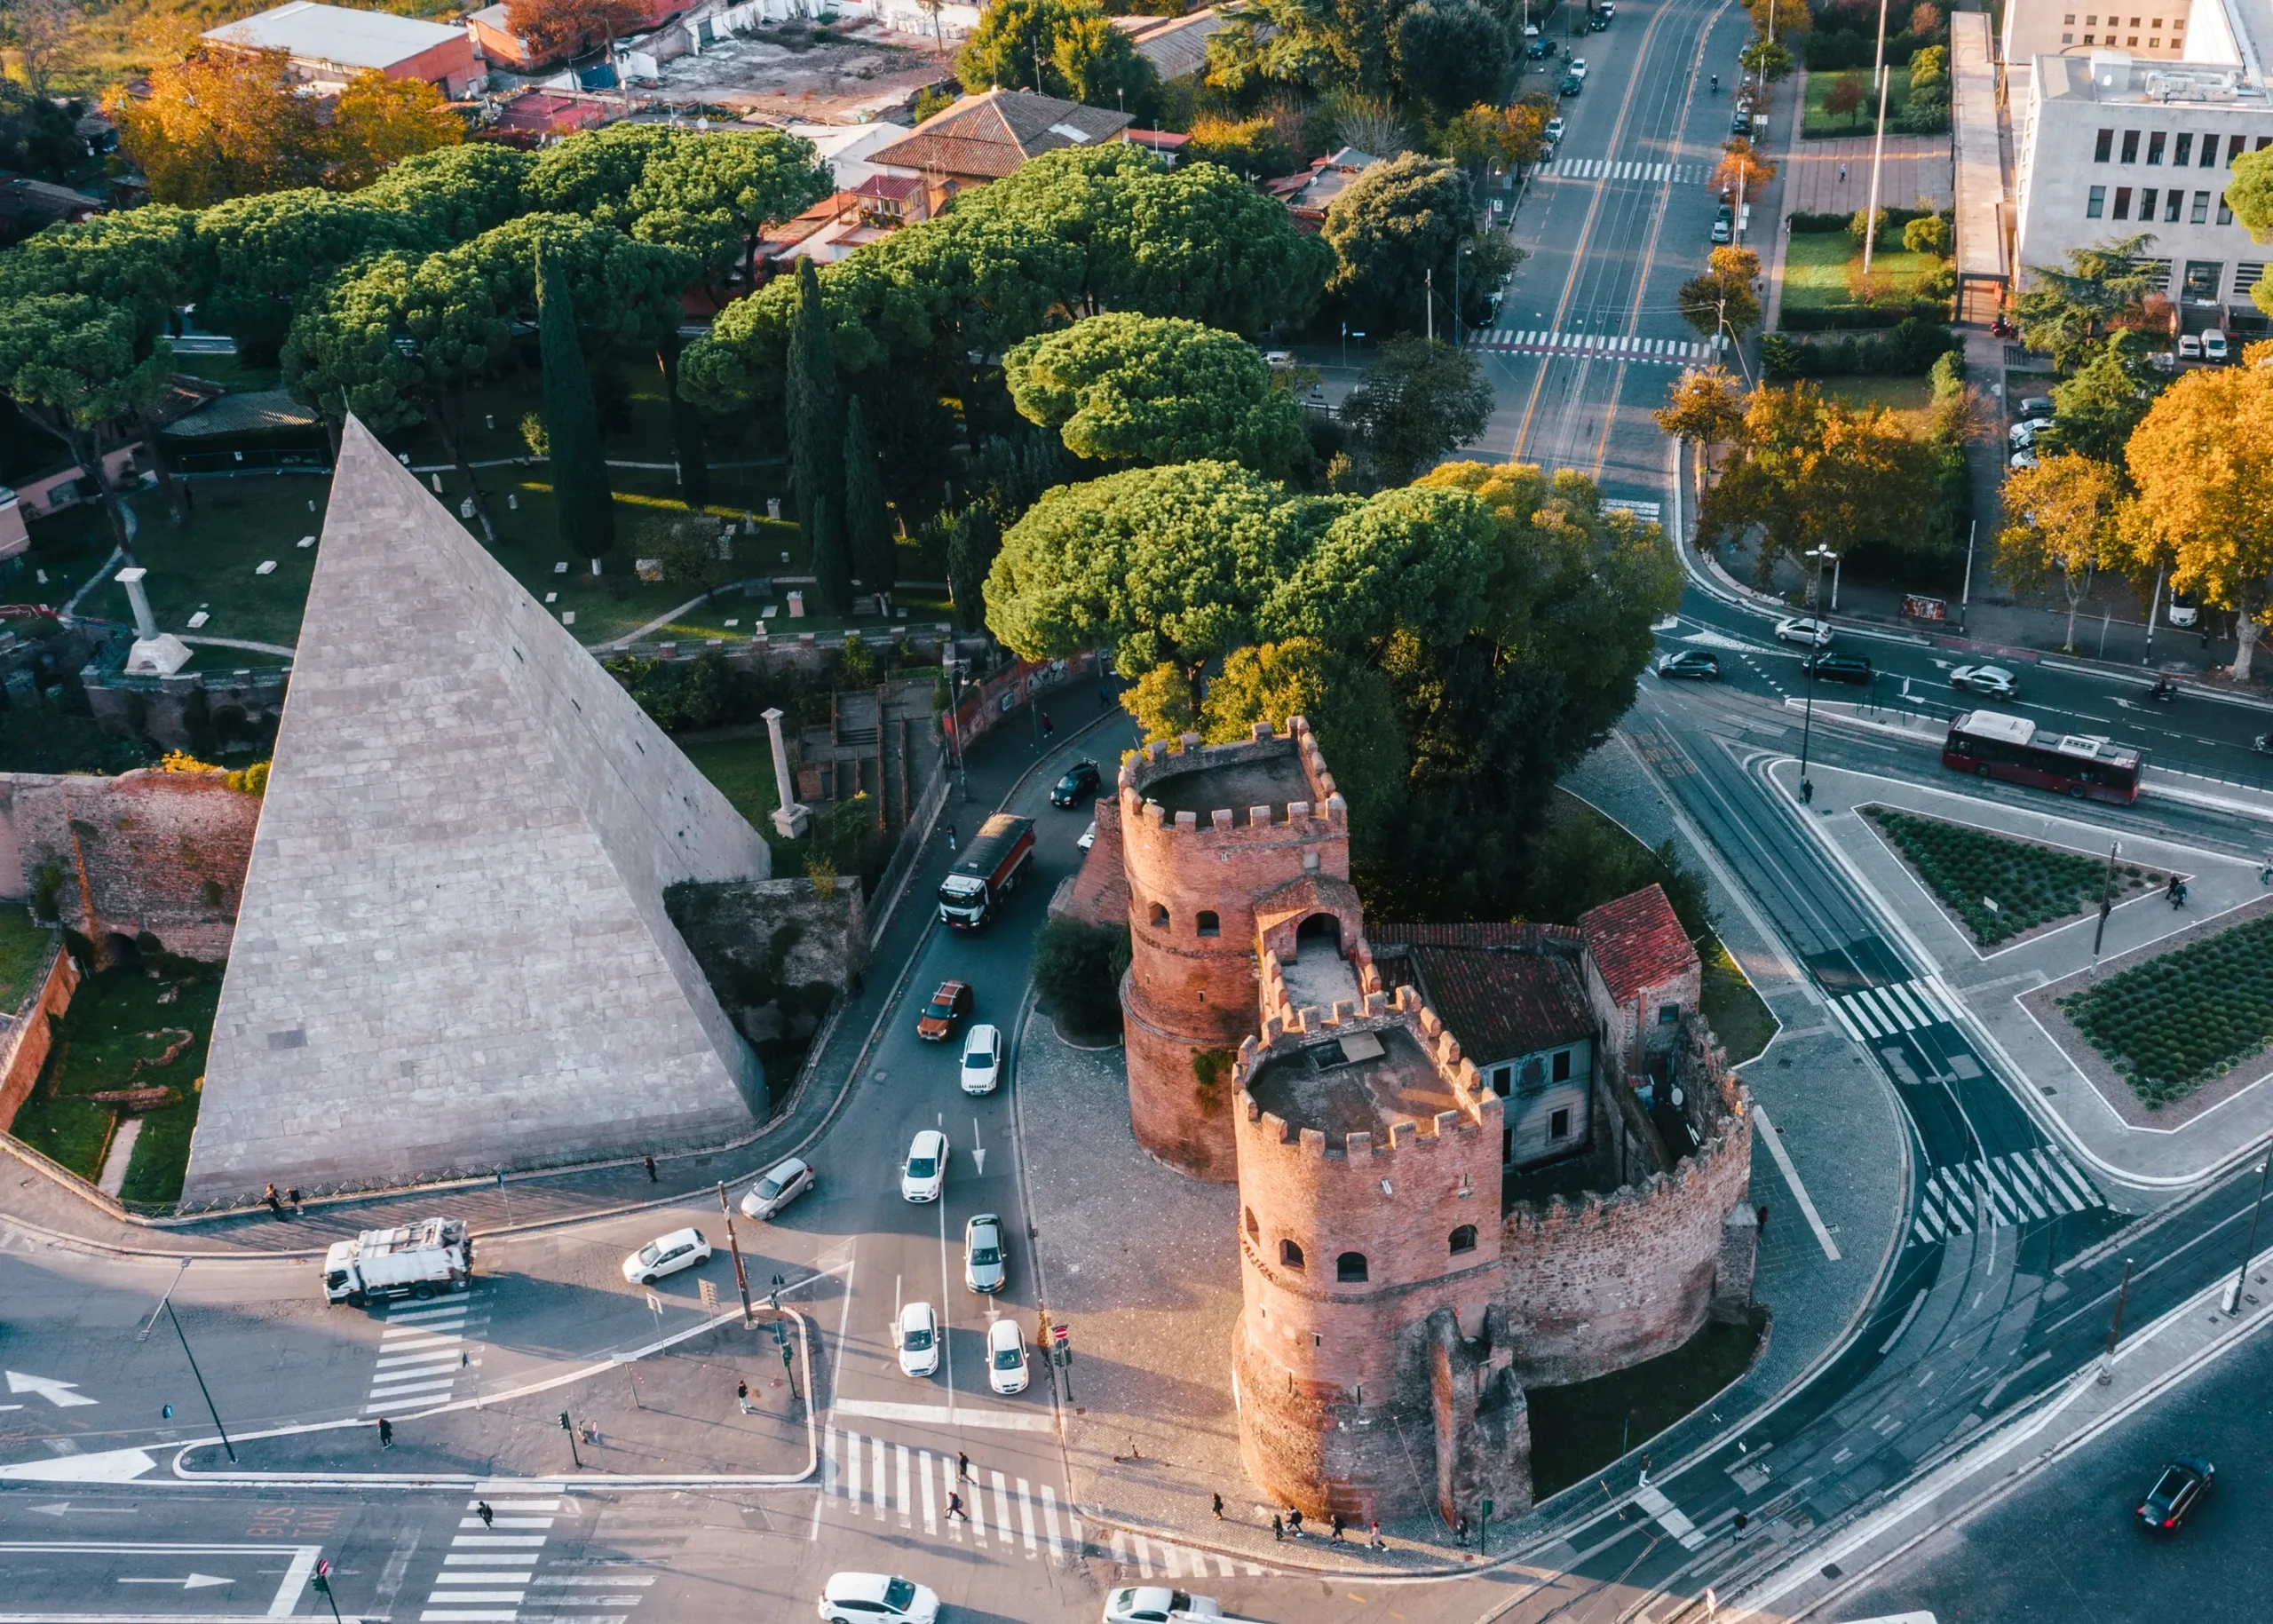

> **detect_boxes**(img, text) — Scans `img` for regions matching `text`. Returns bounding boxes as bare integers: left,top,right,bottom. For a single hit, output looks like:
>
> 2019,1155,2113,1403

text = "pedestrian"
264,1184,284,1220
1212,1492,1224,1520
376,1417,393,1448
958,1450,971,1480
1099,683,1112,712
644,1154,658,1183
1287,1507,1303,1539
946,1491,968,1523
1755,1203,1769,1236
476,1501,494,1527
1732,1510,1749,1534
1456,1513,1469,1547
1271,1514,1285,1542
736,1380,750,1414
1331,1511,1347,1543
1041,710,1055,738
182,484,194,513
1639,1452,1652,1487
288,1187,302,1215
1369,1519,1385,1550
946,826,958,854
1839,162,1847,183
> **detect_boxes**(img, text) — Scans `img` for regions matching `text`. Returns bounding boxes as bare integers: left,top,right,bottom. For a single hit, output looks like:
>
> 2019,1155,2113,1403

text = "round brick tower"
1118,719,1350,1181
1230,996,1531,1525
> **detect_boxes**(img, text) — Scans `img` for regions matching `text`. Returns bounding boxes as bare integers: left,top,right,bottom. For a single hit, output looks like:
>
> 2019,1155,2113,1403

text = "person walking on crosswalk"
958,1450,971,1481
946,1491,968,1523
475,1501,494,1527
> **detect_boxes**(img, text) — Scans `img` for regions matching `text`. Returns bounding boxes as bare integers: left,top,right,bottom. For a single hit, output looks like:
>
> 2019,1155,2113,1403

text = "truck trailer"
322,1216,472,1306
938,813,1035,930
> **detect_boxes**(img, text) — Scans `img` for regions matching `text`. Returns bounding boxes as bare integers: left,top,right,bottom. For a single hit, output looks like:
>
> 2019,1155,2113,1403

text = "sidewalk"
0,685,1117,1260
1764,752,2273,1187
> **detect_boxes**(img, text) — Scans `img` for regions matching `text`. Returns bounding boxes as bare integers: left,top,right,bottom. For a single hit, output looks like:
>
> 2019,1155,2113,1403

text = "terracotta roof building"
1577,884,1701,1086
1265,146,1382,226
870,88,1133,187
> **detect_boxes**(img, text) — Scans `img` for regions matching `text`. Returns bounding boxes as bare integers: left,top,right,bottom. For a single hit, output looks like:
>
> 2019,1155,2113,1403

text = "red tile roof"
1370,923,1591,1065
1577,885,1697,1006
868,88,1133,181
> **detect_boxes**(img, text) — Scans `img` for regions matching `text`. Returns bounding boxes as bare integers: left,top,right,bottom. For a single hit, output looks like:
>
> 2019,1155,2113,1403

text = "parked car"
915,979,972,1041
2017,394,2055,419
2204,329,2229,362
1949,664,2021,700
1711,207,1732,243
1567,56,1588,78
2136,1456,2214,1533
896,1300,940,1377
964,1212,1008,1294
900,1129,948,1202
740,1156,815,1221
1802,650,1873,685
1560,72,1584,95
960,1023,1003,1095
1526,36,1549,57
621,1227,710,1286
820,1573,939,1624
2008,417,2053,448
2178,333,2204,360
1656,649,1721,680
1078,820,1097,852
2010,447,2039,469
1104,1589,1224,1624
986,1317,1030,1394
1774,616,1832,647
1544,115,1566,142
1589,8,1609,27
1730,108,1753,136
1050,759,1100,807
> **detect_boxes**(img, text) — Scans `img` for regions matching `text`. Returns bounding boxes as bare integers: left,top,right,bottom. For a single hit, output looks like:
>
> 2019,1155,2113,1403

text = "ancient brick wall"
0,940,77,1133
4,770,261,963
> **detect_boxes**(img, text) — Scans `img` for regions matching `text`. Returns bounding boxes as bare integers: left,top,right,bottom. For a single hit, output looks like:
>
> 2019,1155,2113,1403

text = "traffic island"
176,1314,815,1483
1859,804,2167,949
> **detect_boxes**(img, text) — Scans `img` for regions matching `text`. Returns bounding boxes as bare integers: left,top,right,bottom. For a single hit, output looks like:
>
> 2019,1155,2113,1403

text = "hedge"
1790,205,1936,234
2063,914,2273,1106
1778,302,1952,332
1806,25,1936,71
1762,320,1961,377
1865,807,2142,947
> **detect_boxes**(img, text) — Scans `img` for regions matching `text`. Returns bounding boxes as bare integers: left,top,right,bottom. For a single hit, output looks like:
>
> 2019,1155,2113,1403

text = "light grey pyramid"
182,417,772,1201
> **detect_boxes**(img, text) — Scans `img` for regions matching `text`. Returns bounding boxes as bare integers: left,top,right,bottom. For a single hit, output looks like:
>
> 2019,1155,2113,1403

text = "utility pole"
165,1301,235,1463
2226,1154,2272,1314
1425,267,1435,344
2144,564,2165,661
1862,0,1893,275
2092,840,2122,962
1959,519,1977,633
717,1182,755,1327
2097,1257,2134,1383
560,1410,582,1468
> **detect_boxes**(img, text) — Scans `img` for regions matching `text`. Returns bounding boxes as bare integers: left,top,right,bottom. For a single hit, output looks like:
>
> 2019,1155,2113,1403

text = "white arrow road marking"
0,1447,156,1483
26,1502,138,1517
6,1372,97,1407
118,1574,232,1589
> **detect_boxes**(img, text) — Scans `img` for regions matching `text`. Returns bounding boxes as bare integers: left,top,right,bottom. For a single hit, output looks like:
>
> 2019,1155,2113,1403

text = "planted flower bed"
1863,807,2150,947
2063,915,2273,1106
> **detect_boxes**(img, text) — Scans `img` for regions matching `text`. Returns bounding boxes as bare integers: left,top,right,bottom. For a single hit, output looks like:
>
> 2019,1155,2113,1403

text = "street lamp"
943,644,971,803
1797,546,1839,802
2226,1153,2272,1315
2091,840,2123,965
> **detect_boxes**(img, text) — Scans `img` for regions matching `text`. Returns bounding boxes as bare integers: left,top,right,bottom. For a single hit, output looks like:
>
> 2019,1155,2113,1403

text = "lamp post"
943,645,970,803
2091,840,2123,966
2225,1153,2272,1315
1797,546,1839,801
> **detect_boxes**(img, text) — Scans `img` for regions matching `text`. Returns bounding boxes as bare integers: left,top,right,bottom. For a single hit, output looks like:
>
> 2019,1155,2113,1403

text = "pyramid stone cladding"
182,418,772,1201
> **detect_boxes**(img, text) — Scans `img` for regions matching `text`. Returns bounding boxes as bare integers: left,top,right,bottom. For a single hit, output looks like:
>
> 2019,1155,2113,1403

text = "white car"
1568,56,1588,78
897,1300,939,1378
2178,333,2204,360
986,1316,1030,1394
961,1023,1003,1095
900,1129,948,1201
1545,115,1566,143
740,1156,814,1221
1950,664,2021,700
1774,616,1832,648
622,1226,710,1285
2204,329,2229,362
1104,1588,1223,1624
1078,820,1097,852
2007,416,2053,448
820,1573,939,1624
2010,447,2039,469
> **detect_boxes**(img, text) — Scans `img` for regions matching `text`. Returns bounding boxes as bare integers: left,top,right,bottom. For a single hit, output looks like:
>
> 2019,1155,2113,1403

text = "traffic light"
558,1411,572,1431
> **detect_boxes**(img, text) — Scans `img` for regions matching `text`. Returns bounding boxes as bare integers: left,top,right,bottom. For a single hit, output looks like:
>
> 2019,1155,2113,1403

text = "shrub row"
1778,302,1952,333
1865,807,2140,947
1763,319,1960,376
2062,915,2273,1105
1789,205,1938,234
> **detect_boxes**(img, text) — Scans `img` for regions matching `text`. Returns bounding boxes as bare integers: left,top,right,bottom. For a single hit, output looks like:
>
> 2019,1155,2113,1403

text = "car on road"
2136,1455,2214,1532
1104,1588,1224,1624
622,1227,709,1285
1731,108,1752,135
740,1156,814,1221
986,1317,1030,1394
1560,71,1583,95
1526,36,1550,57
1078,820,1097,852
900,1129,948,1202
1656,649,1721,681
820,1573,940,1624
896,1300,940,1377
1544,115,1566,142
1589,8,1609,27
1949,664,2021,700
959,1023,1003,1095
915,978,971,1041
964,1212,1009,1294
2017,394,2055,419
1774,616,1832,647
1050,759,1101,807
2178,333,2204,360
1802,650,1873,685
2204,329,2229,362
1567,56,1588,78
1711,203,1733,242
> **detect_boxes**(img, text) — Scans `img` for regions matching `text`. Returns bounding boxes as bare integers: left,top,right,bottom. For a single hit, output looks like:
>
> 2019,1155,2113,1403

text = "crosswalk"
366,1294,485,1416
1913,1146,2106,1245
1537,158,1707,183
822,1425,1077,1563
1826,977,1957,1044
1473,329,1720,363
416,1486,660,1624
1108,1527,1271,1580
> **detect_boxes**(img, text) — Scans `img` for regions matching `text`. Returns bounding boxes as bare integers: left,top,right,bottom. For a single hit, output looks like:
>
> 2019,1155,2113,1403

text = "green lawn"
0,910,56,1015
679,734,790,857
2063,915,2273,1108
1525,1310,1765,1499
1866,807,2156,947
1814,375,1937,416
1780,231,1939,313
1700,940,1777,1066
1801,70,1913,139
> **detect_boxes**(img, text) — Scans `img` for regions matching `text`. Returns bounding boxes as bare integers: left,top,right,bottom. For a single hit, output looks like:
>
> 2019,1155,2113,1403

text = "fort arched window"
1448,1225,1477,1256
1279,1239,1305,1270
1245,1207,1259,1239
1151,902,1169,929
1196,910,1221,938
1336,1251,1368,1283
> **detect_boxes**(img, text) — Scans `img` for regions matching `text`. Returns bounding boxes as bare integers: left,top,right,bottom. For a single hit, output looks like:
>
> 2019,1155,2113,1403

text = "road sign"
699,1279,718,1311
1050,1325,1069,1346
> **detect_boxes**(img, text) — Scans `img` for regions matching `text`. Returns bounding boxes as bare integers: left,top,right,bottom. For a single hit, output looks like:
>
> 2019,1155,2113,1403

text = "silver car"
963,1212,1007,1294
1950,663,2021,701
741,1156,814,1221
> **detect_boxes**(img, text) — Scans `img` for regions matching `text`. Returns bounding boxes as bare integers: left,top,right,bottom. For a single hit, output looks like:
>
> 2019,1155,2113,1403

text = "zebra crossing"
1108,1526,1271,1580
1537,158,1707,183
822,1425,1078,1562
416,1486,659,1624
1826,976,1957,1044
1473,329,1720,364
1913,1146,2106,1245
366,1295,484,1416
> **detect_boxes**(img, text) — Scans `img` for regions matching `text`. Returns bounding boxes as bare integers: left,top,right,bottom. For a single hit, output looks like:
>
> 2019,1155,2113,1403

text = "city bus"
1942,709,2142,804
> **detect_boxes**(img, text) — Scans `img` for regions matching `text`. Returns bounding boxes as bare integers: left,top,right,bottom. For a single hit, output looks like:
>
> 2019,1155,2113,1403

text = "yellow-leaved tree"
2123,365,2273,679
1995,452,2124,653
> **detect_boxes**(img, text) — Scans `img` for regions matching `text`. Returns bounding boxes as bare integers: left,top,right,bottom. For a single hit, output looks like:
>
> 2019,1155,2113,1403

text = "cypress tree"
787,257,849,613
843,394,895,600
659,331,710,510
537,246,614,567
944,503,1001,633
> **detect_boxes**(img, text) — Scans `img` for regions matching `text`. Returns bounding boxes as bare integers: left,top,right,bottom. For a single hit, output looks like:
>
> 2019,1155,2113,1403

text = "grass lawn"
7,964,220,1195
1865,807,2156,947
1525,1310,1765,1498
1700,940,1777,1066
173,355,285,395
0,910,56,1014
1814,374,1937,417
679,734,791,858
1801,70,1913,139
2063,915,2273,1108
1780,232,1940,313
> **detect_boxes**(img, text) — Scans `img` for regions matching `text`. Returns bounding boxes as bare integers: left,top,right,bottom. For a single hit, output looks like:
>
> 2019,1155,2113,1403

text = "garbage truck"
322,1216,472,1306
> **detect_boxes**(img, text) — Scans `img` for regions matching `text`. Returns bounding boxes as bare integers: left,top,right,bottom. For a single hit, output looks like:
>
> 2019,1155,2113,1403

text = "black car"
1802,651,1873,685
1049,759,1101,807
1589,12,1609,28
1560,73,1584,96
1656,650,1721,681
1731,109,1753,136
2138,1456,2214,1533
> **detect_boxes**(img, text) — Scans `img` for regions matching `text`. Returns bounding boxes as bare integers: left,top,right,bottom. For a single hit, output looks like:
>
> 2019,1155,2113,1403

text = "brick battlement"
1232,991,1500,1165
1119,718,1347,841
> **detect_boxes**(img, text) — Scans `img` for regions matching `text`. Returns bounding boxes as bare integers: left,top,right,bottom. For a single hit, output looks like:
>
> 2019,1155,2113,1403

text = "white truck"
322,1216,472,1306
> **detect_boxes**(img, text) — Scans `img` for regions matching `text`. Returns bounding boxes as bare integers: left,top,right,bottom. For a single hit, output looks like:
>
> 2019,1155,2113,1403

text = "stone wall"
0,939,77,1133
1,769,261,963
81,664,288,754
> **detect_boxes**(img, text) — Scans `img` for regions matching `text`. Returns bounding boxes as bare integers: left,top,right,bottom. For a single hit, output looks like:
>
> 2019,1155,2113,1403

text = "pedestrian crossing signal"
558,1411,572,1430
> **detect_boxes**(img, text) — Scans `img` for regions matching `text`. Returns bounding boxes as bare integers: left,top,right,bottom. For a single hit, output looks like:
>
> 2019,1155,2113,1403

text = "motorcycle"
1710,74,1720,91
2148,677,2178,702
2254,733,2273,755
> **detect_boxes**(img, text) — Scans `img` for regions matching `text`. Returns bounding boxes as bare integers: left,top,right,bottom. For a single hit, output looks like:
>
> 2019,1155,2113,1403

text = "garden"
2061,915,2273,1108
1865,807,2155,947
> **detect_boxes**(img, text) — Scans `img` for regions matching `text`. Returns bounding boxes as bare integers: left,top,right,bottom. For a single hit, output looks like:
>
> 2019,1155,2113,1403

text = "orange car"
915,980,972,1042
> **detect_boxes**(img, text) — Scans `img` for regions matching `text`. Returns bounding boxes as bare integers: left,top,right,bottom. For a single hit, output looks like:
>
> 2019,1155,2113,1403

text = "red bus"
1942,709,2142,803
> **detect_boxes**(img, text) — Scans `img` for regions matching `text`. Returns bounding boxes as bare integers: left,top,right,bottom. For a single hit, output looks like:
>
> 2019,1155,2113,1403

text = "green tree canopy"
1698,380,1933,582
0,291,173,553
1390,2,1511,120
955,0,1160,115
357,143,536,241
1338,337,1493,484
190,189,430,365
1322,152,1511,335
537,245,614,564
1002,312,1308,474
2043,335,2161,467
2017,232,2163,373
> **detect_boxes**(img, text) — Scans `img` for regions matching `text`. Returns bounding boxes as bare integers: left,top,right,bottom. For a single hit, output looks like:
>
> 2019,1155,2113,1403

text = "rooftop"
1247,1023,1458,1142
1375,930,1595,1066
1141,750,1315,828
203,2,465,69
1113,5,1243,80
869,88,1133,180
2036,48,2271,102
1577,884,1698,1006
